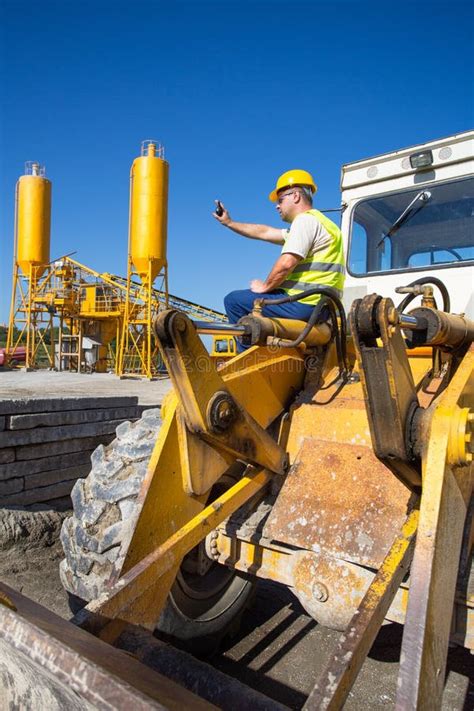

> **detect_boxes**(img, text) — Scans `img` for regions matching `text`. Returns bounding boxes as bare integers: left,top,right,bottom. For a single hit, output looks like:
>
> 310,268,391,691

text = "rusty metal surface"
349,295,421,488
155,310,291,478
0,582,213,710
291,552,376,631
209,514,473,646
304,510,418,711
264,439,413,569
0,637,92,711
112,322,302,631
396,345,474,710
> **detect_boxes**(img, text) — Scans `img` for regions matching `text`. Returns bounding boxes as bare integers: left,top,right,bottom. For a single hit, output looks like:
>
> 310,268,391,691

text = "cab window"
348,177,474,275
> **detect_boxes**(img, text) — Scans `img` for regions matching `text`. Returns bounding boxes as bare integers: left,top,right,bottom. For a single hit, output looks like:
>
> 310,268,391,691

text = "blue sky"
1,0,473,323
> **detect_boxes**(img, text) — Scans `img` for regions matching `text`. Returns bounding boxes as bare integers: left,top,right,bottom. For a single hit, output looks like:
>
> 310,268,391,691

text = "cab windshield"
348,177,474,275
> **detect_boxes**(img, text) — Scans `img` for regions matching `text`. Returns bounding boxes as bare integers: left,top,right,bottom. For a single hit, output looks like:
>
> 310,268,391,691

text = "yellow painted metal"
7,148,224,376
54,288,472,710
86,466,273,631
176,411,233,495
161,343,305,432
447,405,473,465
350,296,421,488
6,164,54,368
6,248,225,375
155,311,289,481
130,141,169,284
118,142,170,378
396,345,474,709
210,335,237,363
59,279,471,709
247,313,332,348
0,589,17,611
209,532,293,585
16,168,51,279
83,344,305,633
211,523,472,647
219,345,306,422
306,510,419,711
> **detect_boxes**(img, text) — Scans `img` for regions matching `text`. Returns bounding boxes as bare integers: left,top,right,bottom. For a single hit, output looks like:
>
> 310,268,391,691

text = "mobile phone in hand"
215,200,224,217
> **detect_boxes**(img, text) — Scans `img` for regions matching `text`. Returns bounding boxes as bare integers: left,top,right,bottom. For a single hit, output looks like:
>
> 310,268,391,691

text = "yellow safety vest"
281,209,345,305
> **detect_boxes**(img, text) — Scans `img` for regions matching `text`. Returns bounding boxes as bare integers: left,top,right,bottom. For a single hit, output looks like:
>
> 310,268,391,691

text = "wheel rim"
169,468,249,622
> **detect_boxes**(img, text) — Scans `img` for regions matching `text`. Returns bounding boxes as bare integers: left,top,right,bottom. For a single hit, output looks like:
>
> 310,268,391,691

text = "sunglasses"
277,190,298,204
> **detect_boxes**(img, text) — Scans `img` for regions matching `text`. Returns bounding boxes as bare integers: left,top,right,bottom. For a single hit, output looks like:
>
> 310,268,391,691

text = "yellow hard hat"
269,169,318,202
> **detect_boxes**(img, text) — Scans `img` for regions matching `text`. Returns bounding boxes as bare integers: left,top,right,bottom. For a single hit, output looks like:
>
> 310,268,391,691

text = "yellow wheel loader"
1,131,473,709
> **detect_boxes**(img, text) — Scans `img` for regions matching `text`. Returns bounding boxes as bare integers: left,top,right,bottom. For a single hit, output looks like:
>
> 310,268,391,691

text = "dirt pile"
0,507,71,618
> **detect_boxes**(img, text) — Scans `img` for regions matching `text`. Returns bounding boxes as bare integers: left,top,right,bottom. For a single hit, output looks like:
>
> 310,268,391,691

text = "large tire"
60,408,254,649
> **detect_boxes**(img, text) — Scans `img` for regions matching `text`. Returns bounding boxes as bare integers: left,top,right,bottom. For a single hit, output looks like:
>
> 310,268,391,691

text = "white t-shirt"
281,213,332,259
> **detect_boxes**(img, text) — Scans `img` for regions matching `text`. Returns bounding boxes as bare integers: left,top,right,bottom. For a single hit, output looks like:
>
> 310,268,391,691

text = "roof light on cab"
409,150,434,170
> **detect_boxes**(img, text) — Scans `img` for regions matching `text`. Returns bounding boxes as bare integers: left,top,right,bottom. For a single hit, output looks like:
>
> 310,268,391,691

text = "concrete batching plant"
6,144,226,376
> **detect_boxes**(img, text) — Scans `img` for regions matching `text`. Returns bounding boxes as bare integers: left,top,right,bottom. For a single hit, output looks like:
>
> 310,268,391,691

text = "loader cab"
210,335,237,364
341,130,474,318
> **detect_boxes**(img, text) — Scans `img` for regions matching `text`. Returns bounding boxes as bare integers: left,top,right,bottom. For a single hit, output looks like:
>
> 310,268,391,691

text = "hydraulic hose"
264,297,329,349
397,276,451,313
256,286,349,376
396,277,451,377
256,285,342,308
326,299,348,377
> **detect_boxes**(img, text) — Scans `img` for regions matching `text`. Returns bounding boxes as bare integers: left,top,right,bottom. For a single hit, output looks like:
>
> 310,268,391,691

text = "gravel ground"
0,508,471,710
212,580,473,710
0,370,172,405
0,371,471,709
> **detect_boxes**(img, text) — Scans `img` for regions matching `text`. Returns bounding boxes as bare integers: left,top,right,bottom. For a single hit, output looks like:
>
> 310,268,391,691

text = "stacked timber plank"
0,396,153,507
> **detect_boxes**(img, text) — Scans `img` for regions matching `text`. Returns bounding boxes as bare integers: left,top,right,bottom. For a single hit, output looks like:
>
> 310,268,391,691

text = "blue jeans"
224,289,318,352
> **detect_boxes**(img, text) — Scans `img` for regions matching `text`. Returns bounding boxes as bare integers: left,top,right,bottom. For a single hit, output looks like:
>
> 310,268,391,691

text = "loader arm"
79,310,307,638
310,294,473,709
72,297,472,710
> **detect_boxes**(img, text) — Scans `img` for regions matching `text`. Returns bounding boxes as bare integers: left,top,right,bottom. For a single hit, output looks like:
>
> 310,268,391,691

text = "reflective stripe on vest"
281,209,345,305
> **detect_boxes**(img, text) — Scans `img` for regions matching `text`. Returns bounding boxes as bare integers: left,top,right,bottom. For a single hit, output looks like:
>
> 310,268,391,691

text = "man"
213,169,345,349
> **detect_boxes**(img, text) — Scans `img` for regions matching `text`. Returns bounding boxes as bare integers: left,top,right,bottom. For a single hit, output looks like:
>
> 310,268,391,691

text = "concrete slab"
0,449,15,464
0,419,130,448
24,464,91,490
15,434,115,461
0,478,23,496
0,397,139,416
0,479,77,506
8,406,144,430
0,451,92,481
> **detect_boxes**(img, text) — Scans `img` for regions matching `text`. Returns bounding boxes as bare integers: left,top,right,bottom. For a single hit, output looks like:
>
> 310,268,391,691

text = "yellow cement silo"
118,141,170,378
129,141,169,284
16,162,51,279
7,162,53,369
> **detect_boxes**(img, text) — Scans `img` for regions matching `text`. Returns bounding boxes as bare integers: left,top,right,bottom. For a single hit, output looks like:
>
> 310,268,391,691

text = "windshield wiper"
377,190,432,248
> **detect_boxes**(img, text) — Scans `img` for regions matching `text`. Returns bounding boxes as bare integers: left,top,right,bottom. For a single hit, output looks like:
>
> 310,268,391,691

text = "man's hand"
250,279,268,293
212,200,231,226
211,205,285,244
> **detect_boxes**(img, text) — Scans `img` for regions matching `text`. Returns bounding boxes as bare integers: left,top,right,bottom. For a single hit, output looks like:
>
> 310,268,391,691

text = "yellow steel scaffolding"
7,146,227,376
8,255,226,375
